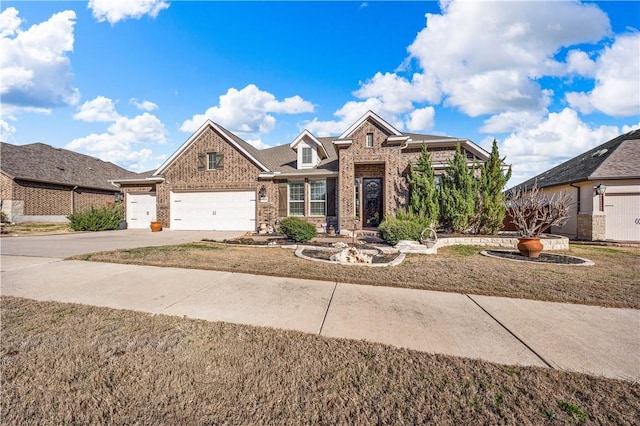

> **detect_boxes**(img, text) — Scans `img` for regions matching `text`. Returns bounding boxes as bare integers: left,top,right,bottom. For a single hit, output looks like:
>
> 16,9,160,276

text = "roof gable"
338,110,403,139
153,120,270,176
289,130,328,159
0,142,139,191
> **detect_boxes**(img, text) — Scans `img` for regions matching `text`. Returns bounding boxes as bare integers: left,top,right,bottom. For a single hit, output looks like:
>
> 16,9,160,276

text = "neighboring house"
508,129,640,242
1,142,140,222
112,110,492,232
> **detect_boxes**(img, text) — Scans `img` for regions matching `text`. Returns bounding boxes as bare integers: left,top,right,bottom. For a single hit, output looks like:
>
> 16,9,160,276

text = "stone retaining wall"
433,235,569,251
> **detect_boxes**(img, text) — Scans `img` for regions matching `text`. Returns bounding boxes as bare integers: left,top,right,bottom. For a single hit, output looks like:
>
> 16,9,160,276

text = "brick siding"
336,119,464,230
1,178,117,217
157,126,274,228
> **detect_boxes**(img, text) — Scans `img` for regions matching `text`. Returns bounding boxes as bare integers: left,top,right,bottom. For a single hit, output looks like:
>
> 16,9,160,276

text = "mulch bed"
485,250,590,265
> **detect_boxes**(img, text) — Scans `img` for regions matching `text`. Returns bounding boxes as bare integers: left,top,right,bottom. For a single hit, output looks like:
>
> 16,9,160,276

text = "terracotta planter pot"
150,221,162,232
517,237,543,258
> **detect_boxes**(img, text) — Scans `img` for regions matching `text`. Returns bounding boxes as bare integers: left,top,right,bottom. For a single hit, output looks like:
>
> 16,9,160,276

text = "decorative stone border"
294,245,406,267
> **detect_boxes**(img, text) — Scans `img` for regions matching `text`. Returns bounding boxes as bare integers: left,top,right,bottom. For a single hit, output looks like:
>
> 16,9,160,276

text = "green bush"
67,205,123,232
278,217,317,243
0,211,8,223
378,217,424,245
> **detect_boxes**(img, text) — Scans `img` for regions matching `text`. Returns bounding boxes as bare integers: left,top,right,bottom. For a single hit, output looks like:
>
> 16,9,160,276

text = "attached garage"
170,191,256,231
126,193,157,229
604,193,640,241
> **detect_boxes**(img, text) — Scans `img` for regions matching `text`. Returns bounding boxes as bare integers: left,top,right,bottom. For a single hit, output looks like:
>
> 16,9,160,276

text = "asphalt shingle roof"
1,142,141,191
259,137,339,174
510,129,640,191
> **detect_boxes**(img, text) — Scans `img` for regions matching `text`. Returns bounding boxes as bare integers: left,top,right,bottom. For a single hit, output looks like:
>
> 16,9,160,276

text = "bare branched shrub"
507,183,572,237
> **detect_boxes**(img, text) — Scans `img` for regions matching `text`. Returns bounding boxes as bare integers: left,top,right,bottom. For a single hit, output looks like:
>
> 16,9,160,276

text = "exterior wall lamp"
258,185,267,199
594,183,607,195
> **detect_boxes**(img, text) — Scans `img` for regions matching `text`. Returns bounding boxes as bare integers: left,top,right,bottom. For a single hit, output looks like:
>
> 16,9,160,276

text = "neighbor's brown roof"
0,142,140,191
510,129,640,191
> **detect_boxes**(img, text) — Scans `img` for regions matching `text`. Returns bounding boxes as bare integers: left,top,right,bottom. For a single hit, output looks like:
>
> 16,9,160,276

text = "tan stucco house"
1,142,139,223
112,111,492,233
509,129,640,242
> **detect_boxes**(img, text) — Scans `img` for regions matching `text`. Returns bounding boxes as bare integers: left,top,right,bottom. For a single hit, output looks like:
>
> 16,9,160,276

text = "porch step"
357,229,381,238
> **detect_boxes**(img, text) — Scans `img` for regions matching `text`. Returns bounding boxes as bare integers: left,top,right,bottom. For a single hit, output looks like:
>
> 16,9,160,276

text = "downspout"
569,183,580,213
71,185,78,214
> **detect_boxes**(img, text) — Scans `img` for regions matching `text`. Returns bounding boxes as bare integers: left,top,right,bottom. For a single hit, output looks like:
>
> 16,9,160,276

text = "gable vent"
592,149,608,157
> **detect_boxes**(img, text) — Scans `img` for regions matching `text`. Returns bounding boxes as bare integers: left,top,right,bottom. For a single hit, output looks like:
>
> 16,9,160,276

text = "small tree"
406,144,439,227
477,139,512,234
441,144,477,233
507,183,572,237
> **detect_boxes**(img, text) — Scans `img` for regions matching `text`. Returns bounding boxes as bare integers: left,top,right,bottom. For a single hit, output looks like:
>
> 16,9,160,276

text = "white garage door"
170,191,256,231
126,193,157,229
604,193,640,241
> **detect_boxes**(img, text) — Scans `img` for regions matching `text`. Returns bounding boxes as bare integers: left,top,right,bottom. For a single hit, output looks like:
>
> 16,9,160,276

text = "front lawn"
74,242,640,308
2,297,638,424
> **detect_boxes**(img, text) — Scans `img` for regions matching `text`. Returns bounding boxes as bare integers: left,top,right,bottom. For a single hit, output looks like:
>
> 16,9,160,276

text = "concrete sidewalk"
1,254,638,382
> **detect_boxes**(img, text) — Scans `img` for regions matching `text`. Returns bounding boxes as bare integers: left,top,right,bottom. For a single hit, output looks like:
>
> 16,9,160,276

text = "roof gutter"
260,170,339,179
108,177,165,188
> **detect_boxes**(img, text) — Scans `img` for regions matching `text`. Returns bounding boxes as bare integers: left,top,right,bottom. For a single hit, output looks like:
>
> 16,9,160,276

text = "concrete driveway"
0,229,244,258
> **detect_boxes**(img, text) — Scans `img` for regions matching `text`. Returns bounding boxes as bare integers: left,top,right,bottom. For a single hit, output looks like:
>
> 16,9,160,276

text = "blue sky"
1,1,639,186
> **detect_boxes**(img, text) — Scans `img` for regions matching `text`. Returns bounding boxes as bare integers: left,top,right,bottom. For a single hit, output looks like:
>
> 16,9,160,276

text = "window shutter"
215,153,224,170
278,182,288,217
326,178,336,216
197,153,206,171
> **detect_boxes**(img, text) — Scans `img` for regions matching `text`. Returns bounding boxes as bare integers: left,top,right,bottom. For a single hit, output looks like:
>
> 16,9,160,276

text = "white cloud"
88,0,170,25
130,98,158,111
499,108,627,186
566,50,597,77
566,33,640,117
480,110,546,134
405,107,435,132
180,84,314,141
73,96,119,122
0,117,17,141
407,0,610,116
0,6,21,38
355,72,440,111
0,7,79,109
67,98,168,172
244,138,271,150
306,73,440,136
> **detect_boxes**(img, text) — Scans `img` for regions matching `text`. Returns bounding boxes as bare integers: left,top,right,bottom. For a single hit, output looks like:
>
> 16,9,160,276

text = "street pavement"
1,230,638,382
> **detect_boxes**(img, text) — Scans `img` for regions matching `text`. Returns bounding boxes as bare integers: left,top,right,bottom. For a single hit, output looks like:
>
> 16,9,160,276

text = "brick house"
1,142,139,222
112,111,491,233
508,129,640,242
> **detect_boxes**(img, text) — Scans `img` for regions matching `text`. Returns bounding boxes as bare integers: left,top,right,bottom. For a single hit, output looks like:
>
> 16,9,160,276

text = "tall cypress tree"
441,144,477,233
478,139,512,234
406,144,439,227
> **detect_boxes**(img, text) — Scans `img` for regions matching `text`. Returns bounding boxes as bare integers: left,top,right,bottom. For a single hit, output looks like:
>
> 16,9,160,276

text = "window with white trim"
302,147,313,165
366,133,374,147
309,180,326,216
288,182,305,216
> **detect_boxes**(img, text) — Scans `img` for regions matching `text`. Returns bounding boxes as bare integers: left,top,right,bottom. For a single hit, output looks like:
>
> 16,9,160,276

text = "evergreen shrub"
279,217,317,242
67,205,123,231
378,217,424,245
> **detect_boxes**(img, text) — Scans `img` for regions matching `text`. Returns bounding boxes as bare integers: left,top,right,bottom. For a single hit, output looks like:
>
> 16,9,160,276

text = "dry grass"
0,222,71,236
2,296,638,425
75,242,640,308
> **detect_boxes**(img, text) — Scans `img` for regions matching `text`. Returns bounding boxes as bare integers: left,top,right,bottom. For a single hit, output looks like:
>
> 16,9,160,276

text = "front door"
363,178,383,227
